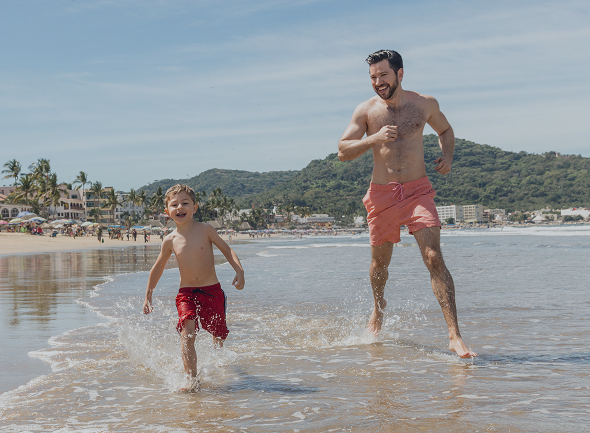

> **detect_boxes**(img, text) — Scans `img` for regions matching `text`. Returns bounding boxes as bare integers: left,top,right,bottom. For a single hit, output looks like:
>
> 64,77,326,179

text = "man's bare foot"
368,299,387,335
449,337,477,358
179,376,200,393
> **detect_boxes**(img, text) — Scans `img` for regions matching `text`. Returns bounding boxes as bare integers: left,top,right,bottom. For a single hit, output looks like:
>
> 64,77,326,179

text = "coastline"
0,231,257,256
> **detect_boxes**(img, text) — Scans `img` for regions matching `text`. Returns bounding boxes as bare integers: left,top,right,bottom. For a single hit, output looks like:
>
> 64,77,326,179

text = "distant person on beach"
338,49,476,358
132,229,137,241
143,229,148,243
142,184,245,392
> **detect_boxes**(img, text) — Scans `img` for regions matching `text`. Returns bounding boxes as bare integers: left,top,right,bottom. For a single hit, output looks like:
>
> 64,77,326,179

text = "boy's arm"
143,236,173,314
208,225,245,290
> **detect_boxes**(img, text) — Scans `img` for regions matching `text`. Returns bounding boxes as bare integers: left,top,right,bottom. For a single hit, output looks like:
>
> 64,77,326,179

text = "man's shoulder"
404,90,437,106
360,96,382,109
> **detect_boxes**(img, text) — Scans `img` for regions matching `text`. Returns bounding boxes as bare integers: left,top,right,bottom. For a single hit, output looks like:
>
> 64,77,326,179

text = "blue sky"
1,0,589,191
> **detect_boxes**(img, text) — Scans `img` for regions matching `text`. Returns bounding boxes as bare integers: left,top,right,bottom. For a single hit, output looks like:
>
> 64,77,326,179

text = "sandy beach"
0,231,258,256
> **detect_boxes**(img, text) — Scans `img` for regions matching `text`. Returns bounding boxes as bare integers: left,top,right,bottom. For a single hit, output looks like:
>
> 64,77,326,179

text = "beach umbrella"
81,221,93,227
16,211,36,219
29,217,47,222
40,222,52,229
0,220,8,225
9,217,24,223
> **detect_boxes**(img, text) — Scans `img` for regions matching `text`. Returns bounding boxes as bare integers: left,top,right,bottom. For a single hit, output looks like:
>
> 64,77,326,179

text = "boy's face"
165,191,198,223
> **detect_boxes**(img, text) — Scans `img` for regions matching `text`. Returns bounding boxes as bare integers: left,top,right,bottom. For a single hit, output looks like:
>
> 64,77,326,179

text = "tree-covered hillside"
140,168,297,198
139,135,590,215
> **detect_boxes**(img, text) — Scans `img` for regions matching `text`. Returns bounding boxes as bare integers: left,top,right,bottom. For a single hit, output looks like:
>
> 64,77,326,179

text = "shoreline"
0,231,257,257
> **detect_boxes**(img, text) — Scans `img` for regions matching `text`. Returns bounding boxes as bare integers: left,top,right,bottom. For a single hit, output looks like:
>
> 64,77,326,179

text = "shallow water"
1,226,590,432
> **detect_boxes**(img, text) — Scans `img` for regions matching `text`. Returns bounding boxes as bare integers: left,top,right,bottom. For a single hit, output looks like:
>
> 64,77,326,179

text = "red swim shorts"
175,283,229,339
363,176,441,246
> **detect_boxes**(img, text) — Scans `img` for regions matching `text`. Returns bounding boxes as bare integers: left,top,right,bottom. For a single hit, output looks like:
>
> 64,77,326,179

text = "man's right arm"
338,102,397,161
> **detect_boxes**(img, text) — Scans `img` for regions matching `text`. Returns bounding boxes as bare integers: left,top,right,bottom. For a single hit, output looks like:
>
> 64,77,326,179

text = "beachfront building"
293,214,335,228
0,186,16,197
463,205,485,223
561,207,590,220
85,187,115,225
0,185,33,220
0,203,33,220
118,192,145,221
436,205,465,223
46,186,86,221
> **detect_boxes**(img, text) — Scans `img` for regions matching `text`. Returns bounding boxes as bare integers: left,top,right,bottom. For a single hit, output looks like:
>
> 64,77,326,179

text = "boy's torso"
169,222,219,288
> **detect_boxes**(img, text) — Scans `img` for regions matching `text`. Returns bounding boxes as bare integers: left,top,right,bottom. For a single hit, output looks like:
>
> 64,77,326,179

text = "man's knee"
370,259,389,281
423,248,445,271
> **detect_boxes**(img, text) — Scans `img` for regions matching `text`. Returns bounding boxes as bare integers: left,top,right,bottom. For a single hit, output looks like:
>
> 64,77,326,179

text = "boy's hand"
232,272,245,290
143,298,153,314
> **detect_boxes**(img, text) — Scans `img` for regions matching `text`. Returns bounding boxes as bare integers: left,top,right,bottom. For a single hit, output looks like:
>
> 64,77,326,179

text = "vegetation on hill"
5,135,589,226
132,134,590,218
140,169,297,198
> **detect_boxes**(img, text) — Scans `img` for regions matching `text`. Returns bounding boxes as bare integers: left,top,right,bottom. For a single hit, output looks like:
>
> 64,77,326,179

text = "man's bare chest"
367,103,427,139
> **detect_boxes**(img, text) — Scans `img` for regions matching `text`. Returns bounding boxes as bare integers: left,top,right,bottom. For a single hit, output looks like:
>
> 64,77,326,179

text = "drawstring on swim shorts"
387,182,404,202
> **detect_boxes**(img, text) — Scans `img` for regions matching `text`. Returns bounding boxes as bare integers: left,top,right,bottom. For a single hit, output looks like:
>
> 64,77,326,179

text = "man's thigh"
413,226,443,256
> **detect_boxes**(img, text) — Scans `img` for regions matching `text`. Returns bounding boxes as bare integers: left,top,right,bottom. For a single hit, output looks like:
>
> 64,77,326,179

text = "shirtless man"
338,50,476,358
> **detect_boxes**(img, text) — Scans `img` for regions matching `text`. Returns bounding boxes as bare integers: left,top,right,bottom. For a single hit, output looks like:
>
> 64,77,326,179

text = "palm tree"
127,188,138,207
73,172,89,211
47,173,66,219
89,181,104,223
102,189,123,224
2,159,21,185
28,159,51,215
137,190,150,218
150,187,165,217
88,207,102,222
12,174,36,205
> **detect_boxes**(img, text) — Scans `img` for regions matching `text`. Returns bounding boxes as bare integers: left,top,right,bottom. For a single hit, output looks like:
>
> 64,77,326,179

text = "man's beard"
376,78,398,100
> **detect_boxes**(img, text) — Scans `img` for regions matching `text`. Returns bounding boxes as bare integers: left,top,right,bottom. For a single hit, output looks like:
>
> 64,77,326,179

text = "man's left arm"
426,97,454,175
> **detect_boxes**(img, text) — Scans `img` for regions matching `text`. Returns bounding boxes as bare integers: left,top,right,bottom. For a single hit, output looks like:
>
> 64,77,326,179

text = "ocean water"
1,226,590,432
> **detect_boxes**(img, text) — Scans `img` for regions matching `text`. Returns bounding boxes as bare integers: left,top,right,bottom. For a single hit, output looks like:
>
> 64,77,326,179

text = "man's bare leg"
413,227,477,358
368,242,393,335
179,319,200,391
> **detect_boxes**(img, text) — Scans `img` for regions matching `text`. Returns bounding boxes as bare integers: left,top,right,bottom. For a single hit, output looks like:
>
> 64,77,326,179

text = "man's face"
370,59,401,100
165,191,197,223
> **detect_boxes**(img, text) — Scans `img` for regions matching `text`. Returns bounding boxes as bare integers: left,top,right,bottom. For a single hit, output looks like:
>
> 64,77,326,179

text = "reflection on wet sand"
0,246,177,392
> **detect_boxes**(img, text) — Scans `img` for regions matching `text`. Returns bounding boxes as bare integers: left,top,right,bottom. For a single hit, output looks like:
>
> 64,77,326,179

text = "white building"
436,205,464,223
47,186,86,221
119,193,146,220
561,208,590,219
0,203,32,220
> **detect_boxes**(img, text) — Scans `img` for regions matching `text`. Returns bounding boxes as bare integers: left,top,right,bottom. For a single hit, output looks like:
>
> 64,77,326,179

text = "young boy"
142,184,245,392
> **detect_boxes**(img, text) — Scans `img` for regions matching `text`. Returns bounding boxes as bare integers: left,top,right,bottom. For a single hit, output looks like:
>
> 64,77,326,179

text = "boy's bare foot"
449,337,477,358
179,376,200,393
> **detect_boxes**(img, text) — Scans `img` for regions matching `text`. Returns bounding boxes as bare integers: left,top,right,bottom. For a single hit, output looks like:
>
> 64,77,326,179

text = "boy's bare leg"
368,242,393,334
413,227,477,358
180,319,199,391
212,336,224,348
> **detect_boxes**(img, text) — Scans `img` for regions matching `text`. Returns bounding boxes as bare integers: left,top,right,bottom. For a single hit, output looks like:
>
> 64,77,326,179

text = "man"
338,49,476,358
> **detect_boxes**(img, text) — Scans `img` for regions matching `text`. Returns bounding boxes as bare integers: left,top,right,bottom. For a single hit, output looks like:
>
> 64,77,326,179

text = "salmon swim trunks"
363,176,441,246
175,283,229,339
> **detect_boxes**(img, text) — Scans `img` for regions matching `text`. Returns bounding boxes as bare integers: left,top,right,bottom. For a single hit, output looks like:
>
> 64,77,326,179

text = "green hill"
139,135,590,215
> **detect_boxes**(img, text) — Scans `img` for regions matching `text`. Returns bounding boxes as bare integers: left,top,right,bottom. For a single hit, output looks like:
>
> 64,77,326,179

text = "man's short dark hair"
366,50,403,74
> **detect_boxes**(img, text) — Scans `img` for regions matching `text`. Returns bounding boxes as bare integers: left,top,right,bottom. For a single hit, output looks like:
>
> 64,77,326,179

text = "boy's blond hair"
165,184,197,207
